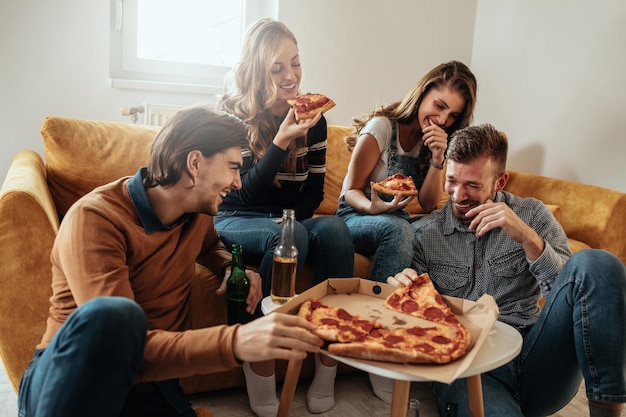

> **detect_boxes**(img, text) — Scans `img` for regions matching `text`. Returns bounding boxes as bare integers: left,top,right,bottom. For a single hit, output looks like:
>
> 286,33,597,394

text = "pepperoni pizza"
371,173,418,196
287,93,336,121
298,273,472,364
298,299,383,342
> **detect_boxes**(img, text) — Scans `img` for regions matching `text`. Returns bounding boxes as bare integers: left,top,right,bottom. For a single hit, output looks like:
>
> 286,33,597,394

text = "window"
109,0,278,94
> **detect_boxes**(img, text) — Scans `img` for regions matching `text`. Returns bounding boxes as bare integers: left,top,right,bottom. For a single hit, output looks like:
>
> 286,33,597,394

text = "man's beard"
197,200,218,216
448,190,496,226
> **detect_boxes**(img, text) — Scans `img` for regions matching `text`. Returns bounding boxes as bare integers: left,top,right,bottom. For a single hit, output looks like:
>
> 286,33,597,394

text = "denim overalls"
336,121,427,219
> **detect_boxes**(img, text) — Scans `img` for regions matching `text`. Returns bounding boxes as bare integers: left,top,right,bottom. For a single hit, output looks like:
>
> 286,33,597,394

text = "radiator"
121,103,184,126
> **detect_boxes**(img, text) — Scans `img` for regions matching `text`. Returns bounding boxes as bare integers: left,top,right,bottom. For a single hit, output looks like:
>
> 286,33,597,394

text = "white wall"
1,0,625,194
277,0,477,127
472,0,626,192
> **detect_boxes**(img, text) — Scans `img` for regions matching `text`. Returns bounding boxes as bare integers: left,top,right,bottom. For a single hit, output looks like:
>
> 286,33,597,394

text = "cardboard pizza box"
273,277,499,384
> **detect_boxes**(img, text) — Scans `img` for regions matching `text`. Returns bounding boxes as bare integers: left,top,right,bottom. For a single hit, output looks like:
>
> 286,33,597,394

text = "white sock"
369,372,394,404
306,353,337,413
242,361,279,417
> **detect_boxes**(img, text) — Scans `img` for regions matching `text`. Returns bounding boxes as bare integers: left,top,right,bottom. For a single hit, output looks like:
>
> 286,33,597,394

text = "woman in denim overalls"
337,61,477,283
335,61,477,401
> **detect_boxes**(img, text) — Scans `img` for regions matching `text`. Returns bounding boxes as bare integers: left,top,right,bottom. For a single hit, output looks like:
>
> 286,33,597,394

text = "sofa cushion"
41,117,159,218
315,125,353,215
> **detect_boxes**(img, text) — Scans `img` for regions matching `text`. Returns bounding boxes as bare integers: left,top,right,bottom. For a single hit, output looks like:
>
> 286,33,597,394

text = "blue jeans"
335,200,416,282
432,249,626,417
18,297,148,417
215,212,354,296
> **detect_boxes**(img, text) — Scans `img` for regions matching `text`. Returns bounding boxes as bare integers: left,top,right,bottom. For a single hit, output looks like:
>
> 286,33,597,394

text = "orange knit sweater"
39,176,239,382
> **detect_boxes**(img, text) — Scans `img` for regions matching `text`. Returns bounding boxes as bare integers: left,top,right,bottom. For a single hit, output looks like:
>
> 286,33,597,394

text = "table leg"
389,379,411,417
467,374,485,417
277,358,303,417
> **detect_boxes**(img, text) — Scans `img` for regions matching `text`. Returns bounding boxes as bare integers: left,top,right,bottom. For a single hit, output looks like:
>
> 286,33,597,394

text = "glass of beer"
270,256,297,304
270,209,298,304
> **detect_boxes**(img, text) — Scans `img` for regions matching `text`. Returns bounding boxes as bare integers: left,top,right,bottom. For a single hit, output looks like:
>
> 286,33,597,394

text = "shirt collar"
127,168,191,234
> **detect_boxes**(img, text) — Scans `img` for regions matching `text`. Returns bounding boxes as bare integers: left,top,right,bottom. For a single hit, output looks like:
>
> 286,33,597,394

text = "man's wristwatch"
429,159,445,170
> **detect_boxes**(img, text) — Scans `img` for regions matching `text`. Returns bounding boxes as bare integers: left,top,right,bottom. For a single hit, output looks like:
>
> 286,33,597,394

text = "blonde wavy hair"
345,61,477,152
218,18,305,179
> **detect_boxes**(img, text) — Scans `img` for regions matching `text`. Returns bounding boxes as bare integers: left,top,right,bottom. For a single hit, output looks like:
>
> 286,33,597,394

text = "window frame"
109,0,278,94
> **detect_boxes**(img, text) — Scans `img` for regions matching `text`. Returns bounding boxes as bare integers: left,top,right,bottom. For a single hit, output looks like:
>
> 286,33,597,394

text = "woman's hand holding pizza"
367,181,413,214
273,107,322,150
422,118,448,164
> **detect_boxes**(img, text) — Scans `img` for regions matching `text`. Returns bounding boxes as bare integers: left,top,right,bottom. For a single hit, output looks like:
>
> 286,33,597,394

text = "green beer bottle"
226,244,251,325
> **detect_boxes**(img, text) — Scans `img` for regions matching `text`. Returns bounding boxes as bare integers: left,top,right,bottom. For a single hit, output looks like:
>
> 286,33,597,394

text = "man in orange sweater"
18,105,323,417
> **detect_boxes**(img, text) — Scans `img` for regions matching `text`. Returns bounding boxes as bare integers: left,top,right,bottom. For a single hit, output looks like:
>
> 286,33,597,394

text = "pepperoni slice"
406,326,437,336
336,308,354,321
434,293,445,305
383,334,404,345
415,343,435,353
369,329,384,338
401,299,419,314
353,319,377,332
423,306,445,320
431,335,452,344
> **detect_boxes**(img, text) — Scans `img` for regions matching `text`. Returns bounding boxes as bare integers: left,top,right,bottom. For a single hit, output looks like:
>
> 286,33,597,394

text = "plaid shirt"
412,191,571,329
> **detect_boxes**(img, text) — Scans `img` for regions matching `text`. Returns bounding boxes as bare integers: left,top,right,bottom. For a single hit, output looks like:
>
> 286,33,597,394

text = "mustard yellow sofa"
1,116,625,396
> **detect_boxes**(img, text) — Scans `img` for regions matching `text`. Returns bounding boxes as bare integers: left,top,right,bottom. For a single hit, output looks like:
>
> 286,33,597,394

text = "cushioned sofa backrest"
505,171,626,263
315,125,354,215
41,117,159,218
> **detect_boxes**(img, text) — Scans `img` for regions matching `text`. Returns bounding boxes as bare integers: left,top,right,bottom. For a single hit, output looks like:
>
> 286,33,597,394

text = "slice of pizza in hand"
298,298,383,342
384,272,463,326
384,273,470,339
287,93,336,121
371,173,418,196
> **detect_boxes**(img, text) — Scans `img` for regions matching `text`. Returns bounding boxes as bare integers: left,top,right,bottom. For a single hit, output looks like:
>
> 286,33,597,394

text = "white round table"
261,295,296,315
277,320,523,417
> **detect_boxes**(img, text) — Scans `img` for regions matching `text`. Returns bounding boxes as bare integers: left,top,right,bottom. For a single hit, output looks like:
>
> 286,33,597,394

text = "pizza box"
273,277,499,384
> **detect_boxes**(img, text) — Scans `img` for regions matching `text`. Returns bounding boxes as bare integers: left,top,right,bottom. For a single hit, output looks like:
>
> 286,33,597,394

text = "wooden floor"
1,361,623,417
189,370,617,417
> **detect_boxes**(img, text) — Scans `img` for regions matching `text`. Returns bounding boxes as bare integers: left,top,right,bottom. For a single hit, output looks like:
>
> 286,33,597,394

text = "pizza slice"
298,298,383,342
327,324,471,364
384,273,469,332
371,173,418,196
287,93,336,121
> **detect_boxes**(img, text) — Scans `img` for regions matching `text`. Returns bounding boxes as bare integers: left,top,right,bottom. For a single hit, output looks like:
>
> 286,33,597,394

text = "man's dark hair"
144,105,248,187
445,123,508,176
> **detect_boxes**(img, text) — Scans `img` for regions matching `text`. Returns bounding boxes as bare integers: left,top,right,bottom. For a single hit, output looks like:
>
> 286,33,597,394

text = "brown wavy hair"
144,105,248,187
345,61,477,155
218,18,305,179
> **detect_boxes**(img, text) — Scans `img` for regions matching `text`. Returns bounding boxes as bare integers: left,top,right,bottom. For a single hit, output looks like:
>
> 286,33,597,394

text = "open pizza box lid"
273,277,499,384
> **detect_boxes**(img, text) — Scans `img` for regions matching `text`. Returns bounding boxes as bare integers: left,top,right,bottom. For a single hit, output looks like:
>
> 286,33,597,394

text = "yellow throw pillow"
41,117,158,218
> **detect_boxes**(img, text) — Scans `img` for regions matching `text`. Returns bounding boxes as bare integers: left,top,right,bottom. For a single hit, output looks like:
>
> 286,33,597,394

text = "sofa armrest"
505,171,626,263
0,150,60,391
